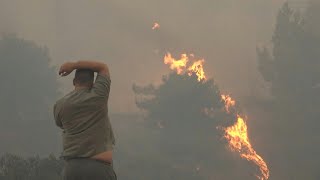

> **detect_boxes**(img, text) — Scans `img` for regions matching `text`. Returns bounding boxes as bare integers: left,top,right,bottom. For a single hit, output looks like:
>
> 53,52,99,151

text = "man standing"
54,61,116,180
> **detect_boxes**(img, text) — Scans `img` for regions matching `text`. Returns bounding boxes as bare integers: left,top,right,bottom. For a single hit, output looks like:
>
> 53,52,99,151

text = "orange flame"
221,95,269,180
164,53,188,74
163,53,269,180
221,94,236,113
164,53,206,81
224,115,269,180
152,22,160,30
188,59,206,81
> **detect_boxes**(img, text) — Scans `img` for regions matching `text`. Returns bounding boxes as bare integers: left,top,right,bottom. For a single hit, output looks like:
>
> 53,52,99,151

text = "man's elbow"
99,63,110,77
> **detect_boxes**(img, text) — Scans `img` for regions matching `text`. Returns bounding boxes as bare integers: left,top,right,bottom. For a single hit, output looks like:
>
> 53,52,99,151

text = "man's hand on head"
59,60,109,77
59,62,75,77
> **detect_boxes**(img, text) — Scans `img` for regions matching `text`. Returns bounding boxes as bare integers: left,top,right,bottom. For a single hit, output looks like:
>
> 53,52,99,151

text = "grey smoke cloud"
0,0,286,113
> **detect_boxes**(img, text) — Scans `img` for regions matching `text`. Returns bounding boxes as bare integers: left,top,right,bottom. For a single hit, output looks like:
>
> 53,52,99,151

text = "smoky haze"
2,0,320,180
0,0,286,112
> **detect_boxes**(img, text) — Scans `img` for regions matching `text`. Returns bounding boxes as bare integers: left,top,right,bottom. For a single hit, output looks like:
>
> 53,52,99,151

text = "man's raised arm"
59,61,109,77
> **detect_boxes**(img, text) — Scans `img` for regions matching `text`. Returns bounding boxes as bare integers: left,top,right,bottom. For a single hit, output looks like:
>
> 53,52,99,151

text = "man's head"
73,69,94,88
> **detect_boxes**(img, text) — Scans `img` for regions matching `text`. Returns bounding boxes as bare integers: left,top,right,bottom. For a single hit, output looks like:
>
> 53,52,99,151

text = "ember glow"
163,52,269,180
152,22,160,30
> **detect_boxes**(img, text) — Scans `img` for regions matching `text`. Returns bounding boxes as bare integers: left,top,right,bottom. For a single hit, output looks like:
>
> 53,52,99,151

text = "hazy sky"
0,0,287,112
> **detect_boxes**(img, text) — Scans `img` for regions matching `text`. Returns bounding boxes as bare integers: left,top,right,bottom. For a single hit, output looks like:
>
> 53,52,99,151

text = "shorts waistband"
64,157,112,166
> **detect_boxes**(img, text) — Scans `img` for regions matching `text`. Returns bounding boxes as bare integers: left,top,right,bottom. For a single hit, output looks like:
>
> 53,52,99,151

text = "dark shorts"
63,158,117,180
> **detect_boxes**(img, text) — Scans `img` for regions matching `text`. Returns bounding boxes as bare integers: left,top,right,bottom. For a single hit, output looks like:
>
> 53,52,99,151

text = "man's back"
54,61,117,180
54,74,115,159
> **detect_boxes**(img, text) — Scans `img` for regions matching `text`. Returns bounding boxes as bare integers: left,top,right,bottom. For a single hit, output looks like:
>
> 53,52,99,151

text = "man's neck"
74,86,90,90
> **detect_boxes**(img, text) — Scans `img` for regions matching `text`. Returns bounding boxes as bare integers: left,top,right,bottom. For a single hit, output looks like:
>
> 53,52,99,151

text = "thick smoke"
0,0,286,112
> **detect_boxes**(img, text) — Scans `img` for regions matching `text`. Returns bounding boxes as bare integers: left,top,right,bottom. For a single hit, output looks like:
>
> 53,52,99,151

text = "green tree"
257,2,320,179
0,34,58,123
133,73,223,128
0,34,60,156
258,2,320,111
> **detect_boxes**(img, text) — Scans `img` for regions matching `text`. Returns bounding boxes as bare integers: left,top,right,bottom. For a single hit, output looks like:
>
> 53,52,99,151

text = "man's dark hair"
74,69,94,86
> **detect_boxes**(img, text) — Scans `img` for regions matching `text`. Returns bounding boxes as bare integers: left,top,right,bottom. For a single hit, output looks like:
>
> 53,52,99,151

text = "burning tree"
133,53,269,180
133,73,237,180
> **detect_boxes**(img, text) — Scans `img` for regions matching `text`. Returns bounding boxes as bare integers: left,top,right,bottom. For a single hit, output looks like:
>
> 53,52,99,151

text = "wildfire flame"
152,22,160,30
221,95,269,179
224,116,269,180
164,53,206,81
188,59,206,81
221,94,236,113
164,53,188,74
163,52,270,180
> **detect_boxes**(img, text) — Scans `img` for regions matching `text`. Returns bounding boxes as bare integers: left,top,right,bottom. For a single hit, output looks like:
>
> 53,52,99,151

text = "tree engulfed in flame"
163,52,269,180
